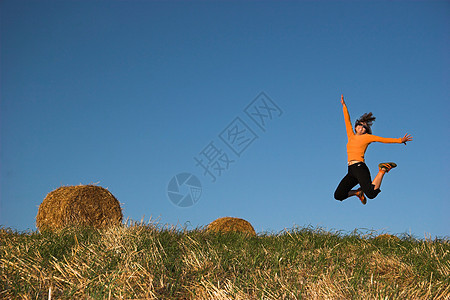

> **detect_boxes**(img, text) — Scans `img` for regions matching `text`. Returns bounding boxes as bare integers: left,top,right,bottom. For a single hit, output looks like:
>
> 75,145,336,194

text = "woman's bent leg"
372,170,386,190
334,172,358,201
352,163,380,199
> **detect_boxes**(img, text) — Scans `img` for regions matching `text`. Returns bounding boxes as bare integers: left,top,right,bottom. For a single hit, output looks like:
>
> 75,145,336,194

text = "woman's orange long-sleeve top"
342,104,402,163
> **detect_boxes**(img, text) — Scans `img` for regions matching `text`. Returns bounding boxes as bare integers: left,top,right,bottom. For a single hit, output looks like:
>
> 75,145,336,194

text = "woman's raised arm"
341,94,354,138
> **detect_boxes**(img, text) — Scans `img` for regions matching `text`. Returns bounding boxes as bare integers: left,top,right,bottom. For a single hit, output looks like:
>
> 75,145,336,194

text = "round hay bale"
374,234,401,242
36,185,122,231
207,217,256,236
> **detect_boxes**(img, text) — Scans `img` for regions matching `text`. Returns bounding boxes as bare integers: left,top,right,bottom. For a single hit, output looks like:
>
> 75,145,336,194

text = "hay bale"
207,217,256,236
374,234,401,242
36,185,122,231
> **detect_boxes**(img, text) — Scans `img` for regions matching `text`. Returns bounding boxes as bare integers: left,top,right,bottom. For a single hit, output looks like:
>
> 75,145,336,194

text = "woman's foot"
356,188,366,205
378,162,397,173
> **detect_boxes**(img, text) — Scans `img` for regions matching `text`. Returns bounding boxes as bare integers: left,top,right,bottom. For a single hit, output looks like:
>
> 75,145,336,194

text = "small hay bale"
374,234,401,242
36,185,122,231
207,217,256,236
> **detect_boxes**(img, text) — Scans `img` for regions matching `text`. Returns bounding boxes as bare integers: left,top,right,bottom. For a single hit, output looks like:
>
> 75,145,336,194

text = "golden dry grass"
1,223,449,299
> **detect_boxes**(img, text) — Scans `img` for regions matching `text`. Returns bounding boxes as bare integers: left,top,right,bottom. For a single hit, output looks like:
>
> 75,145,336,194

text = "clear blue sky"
1,1,449,238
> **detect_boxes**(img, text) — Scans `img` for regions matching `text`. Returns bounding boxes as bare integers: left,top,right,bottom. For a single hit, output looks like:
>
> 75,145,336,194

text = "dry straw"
207,217,256,236
374,234,401,242
36,185,122,231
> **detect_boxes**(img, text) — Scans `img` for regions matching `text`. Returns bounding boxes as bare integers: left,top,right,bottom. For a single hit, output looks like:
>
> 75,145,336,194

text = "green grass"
1,223,449,299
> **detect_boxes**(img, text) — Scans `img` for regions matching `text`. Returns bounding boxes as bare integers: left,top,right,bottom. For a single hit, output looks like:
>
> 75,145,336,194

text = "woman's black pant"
334,162,381,200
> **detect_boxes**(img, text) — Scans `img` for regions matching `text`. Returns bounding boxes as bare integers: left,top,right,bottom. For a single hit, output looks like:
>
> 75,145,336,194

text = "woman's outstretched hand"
401,133,413,145
341,94,345,105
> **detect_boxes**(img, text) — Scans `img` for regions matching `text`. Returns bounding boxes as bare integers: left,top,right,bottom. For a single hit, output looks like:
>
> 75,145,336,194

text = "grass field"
1,222,449,299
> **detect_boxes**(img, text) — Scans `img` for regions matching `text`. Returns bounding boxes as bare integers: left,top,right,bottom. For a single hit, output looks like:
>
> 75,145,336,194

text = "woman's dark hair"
355,112,376,134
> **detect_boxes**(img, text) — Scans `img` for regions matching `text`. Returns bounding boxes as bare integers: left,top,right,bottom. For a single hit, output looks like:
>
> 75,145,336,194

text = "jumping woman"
334,95,413,204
